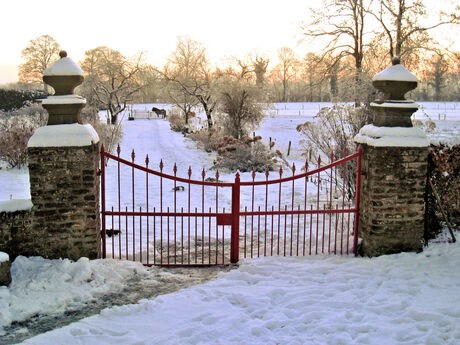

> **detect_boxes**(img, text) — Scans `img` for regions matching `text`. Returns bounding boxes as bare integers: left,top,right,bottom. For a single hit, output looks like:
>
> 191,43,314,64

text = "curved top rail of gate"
101,145,234,187
239,151,362,186
102,145,361,186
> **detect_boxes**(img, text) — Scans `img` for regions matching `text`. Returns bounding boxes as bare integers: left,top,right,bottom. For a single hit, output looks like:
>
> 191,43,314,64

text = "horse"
151,107,167,118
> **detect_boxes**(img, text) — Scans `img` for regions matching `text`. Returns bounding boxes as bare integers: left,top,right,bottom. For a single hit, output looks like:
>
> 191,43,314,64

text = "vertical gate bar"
160,160,163,265
270,206,274,256
167,207,170,265
303,160,308,256
264,169,269,257
100,144,106,259
216,171,220,265
216,219,219,265
257,206,261,257
131,150,135,262
140,207,142,263
296,205,300,256
244,206,247,258
188,167,191,264
334,205,339,254
146,155,149,265
277,166,283,256
173,164,177,265
316,156,321,255
125,207,128,260
341,148,347,256
181,207,184,264
328,153,333,254
201,170,205,264
192,208,195,264
153,207,156,265
196,208,199,264
132,214,135,262
347,208,351,255
111,207,114,259
322,205,326,254
117,146,121,261
284,205,288,256
290,163,295,256
251,169,255,259
208,207,212,265
309,205,313,255
222,208,226,264
146,214,149,265
231,173,240,264
216,171,219,213
328,212,332,254
353,145,363,256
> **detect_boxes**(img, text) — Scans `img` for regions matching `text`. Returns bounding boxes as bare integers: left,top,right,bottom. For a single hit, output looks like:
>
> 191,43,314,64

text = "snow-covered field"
0,102,459,343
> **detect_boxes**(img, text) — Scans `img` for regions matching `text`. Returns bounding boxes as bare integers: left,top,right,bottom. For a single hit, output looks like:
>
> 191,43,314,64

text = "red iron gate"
100,145,362,266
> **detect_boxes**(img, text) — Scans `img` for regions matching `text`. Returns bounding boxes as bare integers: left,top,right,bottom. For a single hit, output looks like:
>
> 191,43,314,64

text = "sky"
0,0,310,84
0,0,459,85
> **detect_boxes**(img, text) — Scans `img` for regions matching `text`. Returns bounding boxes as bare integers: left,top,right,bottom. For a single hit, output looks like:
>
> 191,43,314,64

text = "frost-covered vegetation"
0,104,46,168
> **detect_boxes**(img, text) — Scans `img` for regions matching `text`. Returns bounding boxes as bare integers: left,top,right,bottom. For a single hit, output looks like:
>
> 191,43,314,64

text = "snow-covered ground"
0,102,459,343
20,240,460,345
0,257,147,333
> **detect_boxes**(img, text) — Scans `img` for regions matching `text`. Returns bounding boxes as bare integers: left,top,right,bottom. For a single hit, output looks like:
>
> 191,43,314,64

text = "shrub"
213,141,278,172
0,89,47,111
80,106,122,154
0,104,47,168
425,144,460,242
167,107,188,133
296,103,369,198
219,81,266,139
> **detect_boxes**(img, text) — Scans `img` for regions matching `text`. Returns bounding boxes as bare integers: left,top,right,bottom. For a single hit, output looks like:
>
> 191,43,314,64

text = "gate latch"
216,214,232,226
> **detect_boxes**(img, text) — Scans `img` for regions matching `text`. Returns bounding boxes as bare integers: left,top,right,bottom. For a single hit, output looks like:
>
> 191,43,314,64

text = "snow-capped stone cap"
43,51,84,76
373,57,417,82
28,124,100,147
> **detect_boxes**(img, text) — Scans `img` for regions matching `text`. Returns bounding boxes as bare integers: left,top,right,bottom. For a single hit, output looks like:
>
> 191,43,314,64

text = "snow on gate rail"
100,145,362,266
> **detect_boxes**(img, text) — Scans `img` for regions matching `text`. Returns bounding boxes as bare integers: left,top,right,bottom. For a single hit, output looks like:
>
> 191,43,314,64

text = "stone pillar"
355,57,429,256
21,51,101,260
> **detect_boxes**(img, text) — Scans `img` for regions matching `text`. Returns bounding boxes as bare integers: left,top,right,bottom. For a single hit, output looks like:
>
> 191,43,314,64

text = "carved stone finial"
391,56,401,65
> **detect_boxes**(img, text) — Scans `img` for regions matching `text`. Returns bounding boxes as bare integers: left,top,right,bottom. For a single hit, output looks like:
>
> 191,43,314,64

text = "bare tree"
219,79,266,140
163,37,213,127
273,47,299,102
422,53,449,101
301,0,371,105
18,35,60,92
251,54,270,87
80,46,148,124
368,0,460,63
302,53,327,102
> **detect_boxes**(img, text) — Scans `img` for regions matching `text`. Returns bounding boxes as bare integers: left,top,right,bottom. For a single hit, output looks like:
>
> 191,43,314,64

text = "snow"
354,124,430,147
42,95,86,105
0,257,147,332
20,240,460,345
0,102,458,342
371,101,418,109
373,64,418,82
0,199,33,213
27,124,99,148
0,252,8,263
43,57,84,76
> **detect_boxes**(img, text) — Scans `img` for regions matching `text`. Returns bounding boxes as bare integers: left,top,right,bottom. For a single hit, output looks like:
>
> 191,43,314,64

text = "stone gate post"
354,57,429,256
19,51,101,260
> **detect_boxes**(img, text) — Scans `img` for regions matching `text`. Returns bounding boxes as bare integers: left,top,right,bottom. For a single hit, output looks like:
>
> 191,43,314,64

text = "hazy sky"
0,0,458,84
0,0,310,84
